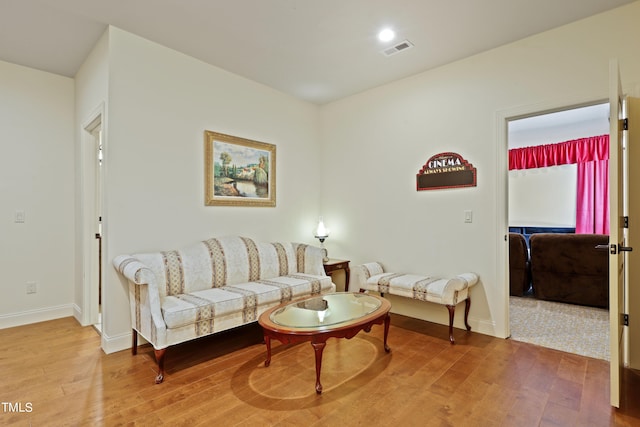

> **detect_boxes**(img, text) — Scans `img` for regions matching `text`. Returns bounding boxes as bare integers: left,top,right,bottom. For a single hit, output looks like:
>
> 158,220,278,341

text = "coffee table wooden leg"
383,313,391,352
264,335,272,367
311,341,326,394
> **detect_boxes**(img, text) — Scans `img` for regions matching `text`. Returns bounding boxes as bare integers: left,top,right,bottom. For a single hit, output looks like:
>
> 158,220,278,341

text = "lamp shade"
315,217,329,238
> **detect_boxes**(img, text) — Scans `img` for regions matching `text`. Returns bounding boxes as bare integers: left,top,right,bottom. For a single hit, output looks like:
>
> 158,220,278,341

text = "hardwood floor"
1,315,639,426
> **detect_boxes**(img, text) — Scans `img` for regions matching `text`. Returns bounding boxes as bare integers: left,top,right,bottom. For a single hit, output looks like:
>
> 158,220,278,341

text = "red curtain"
508,135,609,235
575,160,609,234
509,135,609,170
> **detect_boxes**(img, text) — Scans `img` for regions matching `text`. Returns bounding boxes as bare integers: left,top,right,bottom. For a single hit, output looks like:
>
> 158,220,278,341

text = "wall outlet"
15,210,25,223
26,281,37,294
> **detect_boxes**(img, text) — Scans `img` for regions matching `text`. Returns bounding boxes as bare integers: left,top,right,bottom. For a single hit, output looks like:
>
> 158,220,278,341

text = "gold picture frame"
204,131,276,207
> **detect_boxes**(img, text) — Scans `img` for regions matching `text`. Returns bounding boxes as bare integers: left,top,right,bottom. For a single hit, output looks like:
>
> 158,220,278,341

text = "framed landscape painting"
204,131,276,207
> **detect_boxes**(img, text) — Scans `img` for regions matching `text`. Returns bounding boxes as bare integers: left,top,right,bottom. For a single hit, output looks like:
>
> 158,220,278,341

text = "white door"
627,96,640,370
608,59,632,408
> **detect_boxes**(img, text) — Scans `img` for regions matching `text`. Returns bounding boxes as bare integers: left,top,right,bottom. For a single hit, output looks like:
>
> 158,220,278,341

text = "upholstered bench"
353,262,479,344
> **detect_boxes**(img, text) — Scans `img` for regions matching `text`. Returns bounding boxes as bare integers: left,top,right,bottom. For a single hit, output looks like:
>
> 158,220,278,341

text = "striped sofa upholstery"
353,262,478,344
113,236,335,383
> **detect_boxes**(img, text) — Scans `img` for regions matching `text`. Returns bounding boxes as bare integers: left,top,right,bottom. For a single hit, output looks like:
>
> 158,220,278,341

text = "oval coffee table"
258,292,391,394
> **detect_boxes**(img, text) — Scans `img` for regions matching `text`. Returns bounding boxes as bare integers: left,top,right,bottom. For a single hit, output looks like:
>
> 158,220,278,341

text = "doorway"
82,111,104,333
506,103,610,359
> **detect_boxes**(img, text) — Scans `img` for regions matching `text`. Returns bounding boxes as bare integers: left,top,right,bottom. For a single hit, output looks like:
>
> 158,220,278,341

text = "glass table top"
270,292,382,328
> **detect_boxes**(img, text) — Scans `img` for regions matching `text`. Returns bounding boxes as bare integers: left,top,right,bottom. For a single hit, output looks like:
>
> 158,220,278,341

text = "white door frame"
80,104,105,327
495,95,608,340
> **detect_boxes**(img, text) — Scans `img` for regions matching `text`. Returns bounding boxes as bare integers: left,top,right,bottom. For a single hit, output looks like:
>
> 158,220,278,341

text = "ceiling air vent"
381,40,414,57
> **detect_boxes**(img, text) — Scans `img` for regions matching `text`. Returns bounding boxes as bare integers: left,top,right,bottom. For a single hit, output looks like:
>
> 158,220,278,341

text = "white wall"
509,164,578,227
508,110,609,228
320,2,640,338
101,28,323,351
0,60,75,327
509,114,610,149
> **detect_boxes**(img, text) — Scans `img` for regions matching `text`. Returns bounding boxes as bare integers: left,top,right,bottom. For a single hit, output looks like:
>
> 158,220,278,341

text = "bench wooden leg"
446,298,472,345
464,297,472,331
154,348,167,384
445,305,456,344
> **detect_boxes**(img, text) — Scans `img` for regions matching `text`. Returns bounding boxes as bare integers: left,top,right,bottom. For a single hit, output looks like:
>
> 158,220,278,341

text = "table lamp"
314,217,330,263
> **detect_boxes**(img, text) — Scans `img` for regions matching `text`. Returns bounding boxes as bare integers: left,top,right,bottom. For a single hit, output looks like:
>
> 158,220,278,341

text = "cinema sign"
416,152,477,191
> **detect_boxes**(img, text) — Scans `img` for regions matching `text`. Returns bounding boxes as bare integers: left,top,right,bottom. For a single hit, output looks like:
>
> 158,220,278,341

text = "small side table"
323,258,351,292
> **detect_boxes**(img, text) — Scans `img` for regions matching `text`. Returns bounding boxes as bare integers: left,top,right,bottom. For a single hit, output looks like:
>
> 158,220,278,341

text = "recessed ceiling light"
378,28,395,42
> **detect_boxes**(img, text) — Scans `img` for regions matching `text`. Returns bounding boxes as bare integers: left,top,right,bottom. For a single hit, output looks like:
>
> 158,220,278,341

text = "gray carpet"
509,296,609,361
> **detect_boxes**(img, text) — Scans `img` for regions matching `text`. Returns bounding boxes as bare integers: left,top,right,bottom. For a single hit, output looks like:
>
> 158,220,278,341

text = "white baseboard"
470,317,499,338
382,294,501,338
0,304,75,330
72,303,83,324
101,330,132,354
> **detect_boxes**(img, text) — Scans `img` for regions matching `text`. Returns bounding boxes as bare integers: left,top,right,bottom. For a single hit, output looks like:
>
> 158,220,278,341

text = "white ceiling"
508,103,610,148
509,103,610,133
0,0,634,105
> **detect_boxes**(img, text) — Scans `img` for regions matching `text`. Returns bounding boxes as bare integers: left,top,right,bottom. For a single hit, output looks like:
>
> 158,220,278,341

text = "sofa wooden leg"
131,329,138,355
154,348,166,384
464,298,472,331
446,305,455,344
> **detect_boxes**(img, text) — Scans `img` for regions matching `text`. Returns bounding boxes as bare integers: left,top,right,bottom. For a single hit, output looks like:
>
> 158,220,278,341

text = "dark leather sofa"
508,233,530,296
508,227,575,297
529,233,609,308
509,226,575,247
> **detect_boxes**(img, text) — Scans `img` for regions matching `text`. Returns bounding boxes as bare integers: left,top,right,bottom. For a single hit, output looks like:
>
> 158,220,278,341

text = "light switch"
15,210,25,223
464,210,473,223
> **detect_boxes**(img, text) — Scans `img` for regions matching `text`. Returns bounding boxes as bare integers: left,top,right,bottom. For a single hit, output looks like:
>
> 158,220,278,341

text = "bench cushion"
359,263,478,306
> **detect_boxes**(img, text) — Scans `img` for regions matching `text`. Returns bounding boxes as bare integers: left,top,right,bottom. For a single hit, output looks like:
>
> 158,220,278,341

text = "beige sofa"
113,235,335,383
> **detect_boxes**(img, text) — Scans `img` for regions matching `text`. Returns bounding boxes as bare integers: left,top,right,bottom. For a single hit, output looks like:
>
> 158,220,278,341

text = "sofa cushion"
161,274,332,329
130,236,298,297
294,243,327,276
204,237,298,287
530,233,609,308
